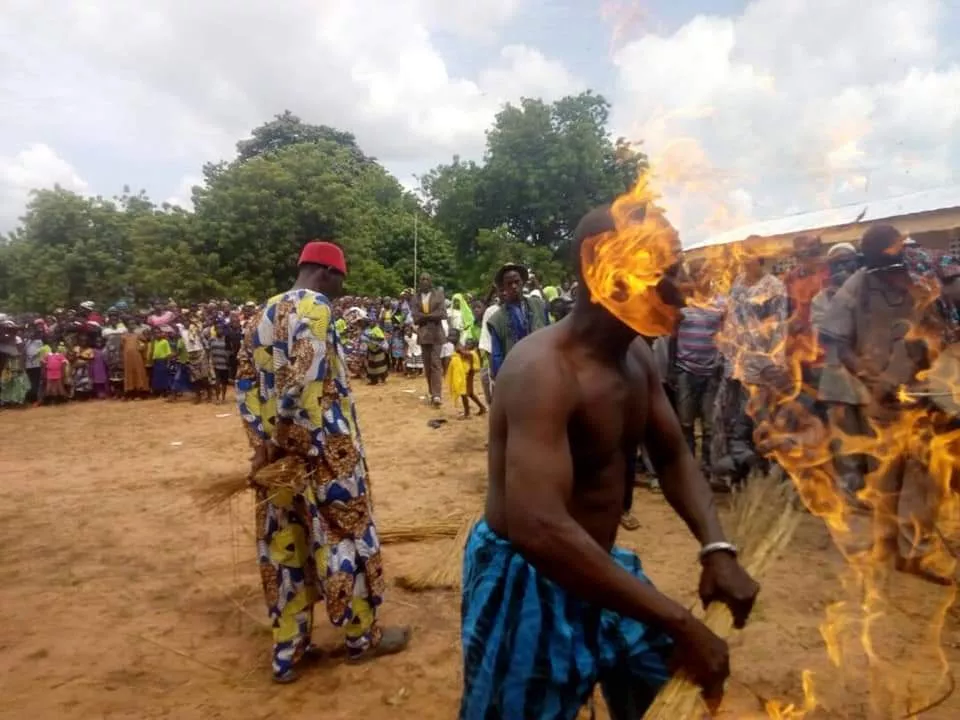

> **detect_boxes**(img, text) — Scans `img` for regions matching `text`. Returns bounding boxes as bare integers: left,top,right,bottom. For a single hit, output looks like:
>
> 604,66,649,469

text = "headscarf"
543,286,559,302
452,293,474,338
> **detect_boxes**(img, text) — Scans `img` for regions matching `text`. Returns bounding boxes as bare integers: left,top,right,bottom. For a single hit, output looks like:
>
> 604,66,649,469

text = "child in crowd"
390,320,406,373
440,326,457,375
168,328,192,400
149,329,173,397
91,337,110,399
362,321,390,385
72,337,95,400
445,338,486,419
404,325,423,377
42,345,69,404
207,323,231,403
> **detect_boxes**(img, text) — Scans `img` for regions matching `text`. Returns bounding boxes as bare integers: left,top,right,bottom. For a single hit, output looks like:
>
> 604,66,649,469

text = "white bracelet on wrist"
699,541,738,563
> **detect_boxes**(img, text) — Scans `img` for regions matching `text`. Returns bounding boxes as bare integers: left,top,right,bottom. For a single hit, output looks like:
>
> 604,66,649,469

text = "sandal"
347,626,412,664
272,669,298,684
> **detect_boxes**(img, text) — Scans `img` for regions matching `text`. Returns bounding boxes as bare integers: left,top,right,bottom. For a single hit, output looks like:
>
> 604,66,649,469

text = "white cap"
826,242,857,258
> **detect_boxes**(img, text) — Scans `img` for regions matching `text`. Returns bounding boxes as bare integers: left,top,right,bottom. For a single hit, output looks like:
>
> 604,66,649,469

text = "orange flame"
583,151,959,718
580,172,680,337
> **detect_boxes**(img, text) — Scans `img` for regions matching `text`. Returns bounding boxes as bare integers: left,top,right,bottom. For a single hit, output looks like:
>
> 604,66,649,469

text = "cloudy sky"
2,0,958,243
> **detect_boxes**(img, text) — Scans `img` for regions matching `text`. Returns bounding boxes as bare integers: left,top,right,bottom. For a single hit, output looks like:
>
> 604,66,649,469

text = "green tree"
236,110,371,166
460,225,564,294
419,156,486,259
0,188,130,311
481,91,646,252
192,139,456,299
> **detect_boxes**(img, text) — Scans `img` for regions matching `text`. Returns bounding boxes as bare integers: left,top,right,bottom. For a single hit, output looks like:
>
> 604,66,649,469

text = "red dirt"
0,378,957,719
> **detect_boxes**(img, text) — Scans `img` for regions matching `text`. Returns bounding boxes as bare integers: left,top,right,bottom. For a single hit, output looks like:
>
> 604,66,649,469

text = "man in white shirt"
477,299,500,403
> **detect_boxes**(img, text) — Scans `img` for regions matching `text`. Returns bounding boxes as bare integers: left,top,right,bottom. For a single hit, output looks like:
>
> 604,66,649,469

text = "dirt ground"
1,377,959,719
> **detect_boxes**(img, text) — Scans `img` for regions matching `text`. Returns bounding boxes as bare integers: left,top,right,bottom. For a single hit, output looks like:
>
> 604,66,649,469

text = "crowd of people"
0,268,574,416
0,301,254,407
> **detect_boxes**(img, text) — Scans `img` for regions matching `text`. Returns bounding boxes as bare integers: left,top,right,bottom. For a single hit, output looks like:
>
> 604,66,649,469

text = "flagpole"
413,210,418,287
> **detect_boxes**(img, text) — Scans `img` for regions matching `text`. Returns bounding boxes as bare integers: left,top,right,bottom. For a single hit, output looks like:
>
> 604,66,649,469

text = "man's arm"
274,298,331,451
634,339,726,546
498,349,692,632
427,289,447,320
631,339,759,628
234,313,269,448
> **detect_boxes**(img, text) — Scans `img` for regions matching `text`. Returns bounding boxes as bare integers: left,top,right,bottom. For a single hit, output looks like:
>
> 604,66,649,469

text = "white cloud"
0,144,89,231
0,0,584,230
164,175,202,211
479,45,586,102
610,0,960,243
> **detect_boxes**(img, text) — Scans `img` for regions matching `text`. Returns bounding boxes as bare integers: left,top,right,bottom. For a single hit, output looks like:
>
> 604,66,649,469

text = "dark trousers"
420,343,443,400
676,369,720,465
26,367,42,403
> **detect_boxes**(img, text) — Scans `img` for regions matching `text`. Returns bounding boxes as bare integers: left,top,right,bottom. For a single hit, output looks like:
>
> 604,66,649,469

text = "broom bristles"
195,473,250,512
642,475,802,720
379,516,467,544
395,510,484,591
196,473,469,544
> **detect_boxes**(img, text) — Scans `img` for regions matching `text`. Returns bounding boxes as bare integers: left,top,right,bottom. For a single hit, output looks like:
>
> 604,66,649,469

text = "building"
686,185,960,271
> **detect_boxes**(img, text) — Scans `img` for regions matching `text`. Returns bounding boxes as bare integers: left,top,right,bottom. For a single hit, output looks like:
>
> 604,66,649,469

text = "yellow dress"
445,350,479,402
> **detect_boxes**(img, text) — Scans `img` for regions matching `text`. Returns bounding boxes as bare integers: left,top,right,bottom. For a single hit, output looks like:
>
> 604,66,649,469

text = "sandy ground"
1,377,959,719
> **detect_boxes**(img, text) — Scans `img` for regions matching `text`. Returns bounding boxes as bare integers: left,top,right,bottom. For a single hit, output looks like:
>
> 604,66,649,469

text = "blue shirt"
489,300,550,378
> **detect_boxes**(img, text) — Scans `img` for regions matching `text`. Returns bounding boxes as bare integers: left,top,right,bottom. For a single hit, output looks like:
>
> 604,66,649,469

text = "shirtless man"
460,206,760,720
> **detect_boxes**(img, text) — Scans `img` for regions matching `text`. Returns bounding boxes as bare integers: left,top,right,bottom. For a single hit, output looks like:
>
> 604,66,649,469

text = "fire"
765,671,818,719
579,171,679,338
582,157,959,718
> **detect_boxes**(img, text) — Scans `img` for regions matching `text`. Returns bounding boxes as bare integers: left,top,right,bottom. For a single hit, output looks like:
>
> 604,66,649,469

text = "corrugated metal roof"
687,185,960,250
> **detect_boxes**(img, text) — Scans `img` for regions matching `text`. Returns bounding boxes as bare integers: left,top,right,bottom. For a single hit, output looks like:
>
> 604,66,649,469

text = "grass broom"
395,509,484,591
196,472,468,544
379,516,467,544
642,476,803,720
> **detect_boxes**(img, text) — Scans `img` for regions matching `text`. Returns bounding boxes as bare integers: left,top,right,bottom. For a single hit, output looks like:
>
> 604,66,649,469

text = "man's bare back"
486,318,656,550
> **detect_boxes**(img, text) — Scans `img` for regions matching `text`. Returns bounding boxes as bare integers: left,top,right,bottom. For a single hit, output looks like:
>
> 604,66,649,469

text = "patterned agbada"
235,288,385,678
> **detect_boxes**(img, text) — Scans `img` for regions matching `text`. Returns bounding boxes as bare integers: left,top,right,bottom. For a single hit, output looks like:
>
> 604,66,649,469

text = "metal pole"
413,211,418,287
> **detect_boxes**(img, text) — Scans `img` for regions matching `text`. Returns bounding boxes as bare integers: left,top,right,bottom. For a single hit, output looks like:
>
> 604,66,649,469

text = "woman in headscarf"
121,322,150,398
342,307,367,378
0,317,29,407
452,293,476,344
181,315,213,403
542,286,560,323
361,319,390,385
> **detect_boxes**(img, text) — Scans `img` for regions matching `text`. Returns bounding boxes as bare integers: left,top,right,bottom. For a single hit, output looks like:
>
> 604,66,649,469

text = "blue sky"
1,0,957,243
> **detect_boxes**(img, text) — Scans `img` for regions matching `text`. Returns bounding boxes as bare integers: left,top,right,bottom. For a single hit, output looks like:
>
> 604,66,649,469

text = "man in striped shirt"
675,283,726,471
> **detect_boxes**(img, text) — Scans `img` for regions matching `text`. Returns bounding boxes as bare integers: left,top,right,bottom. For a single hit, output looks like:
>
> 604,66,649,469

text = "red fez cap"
298,241,347,275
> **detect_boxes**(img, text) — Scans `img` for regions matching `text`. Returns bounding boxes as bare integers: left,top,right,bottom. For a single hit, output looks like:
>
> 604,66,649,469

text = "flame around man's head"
577,173,682,337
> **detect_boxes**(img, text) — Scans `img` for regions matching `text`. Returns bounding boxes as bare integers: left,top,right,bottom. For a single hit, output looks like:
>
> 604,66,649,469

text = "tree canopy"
0,94,645,313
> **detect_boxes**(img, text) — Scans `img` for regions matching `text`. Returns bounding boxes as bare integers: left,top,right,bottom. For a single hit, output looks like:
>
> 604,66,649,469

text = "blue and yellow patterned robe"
236,288,385,676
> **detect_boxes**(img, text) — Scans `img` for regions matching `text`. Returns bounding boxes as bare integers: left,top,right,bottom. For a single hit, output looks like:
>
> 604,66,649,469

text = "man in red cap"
236,240,411,683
